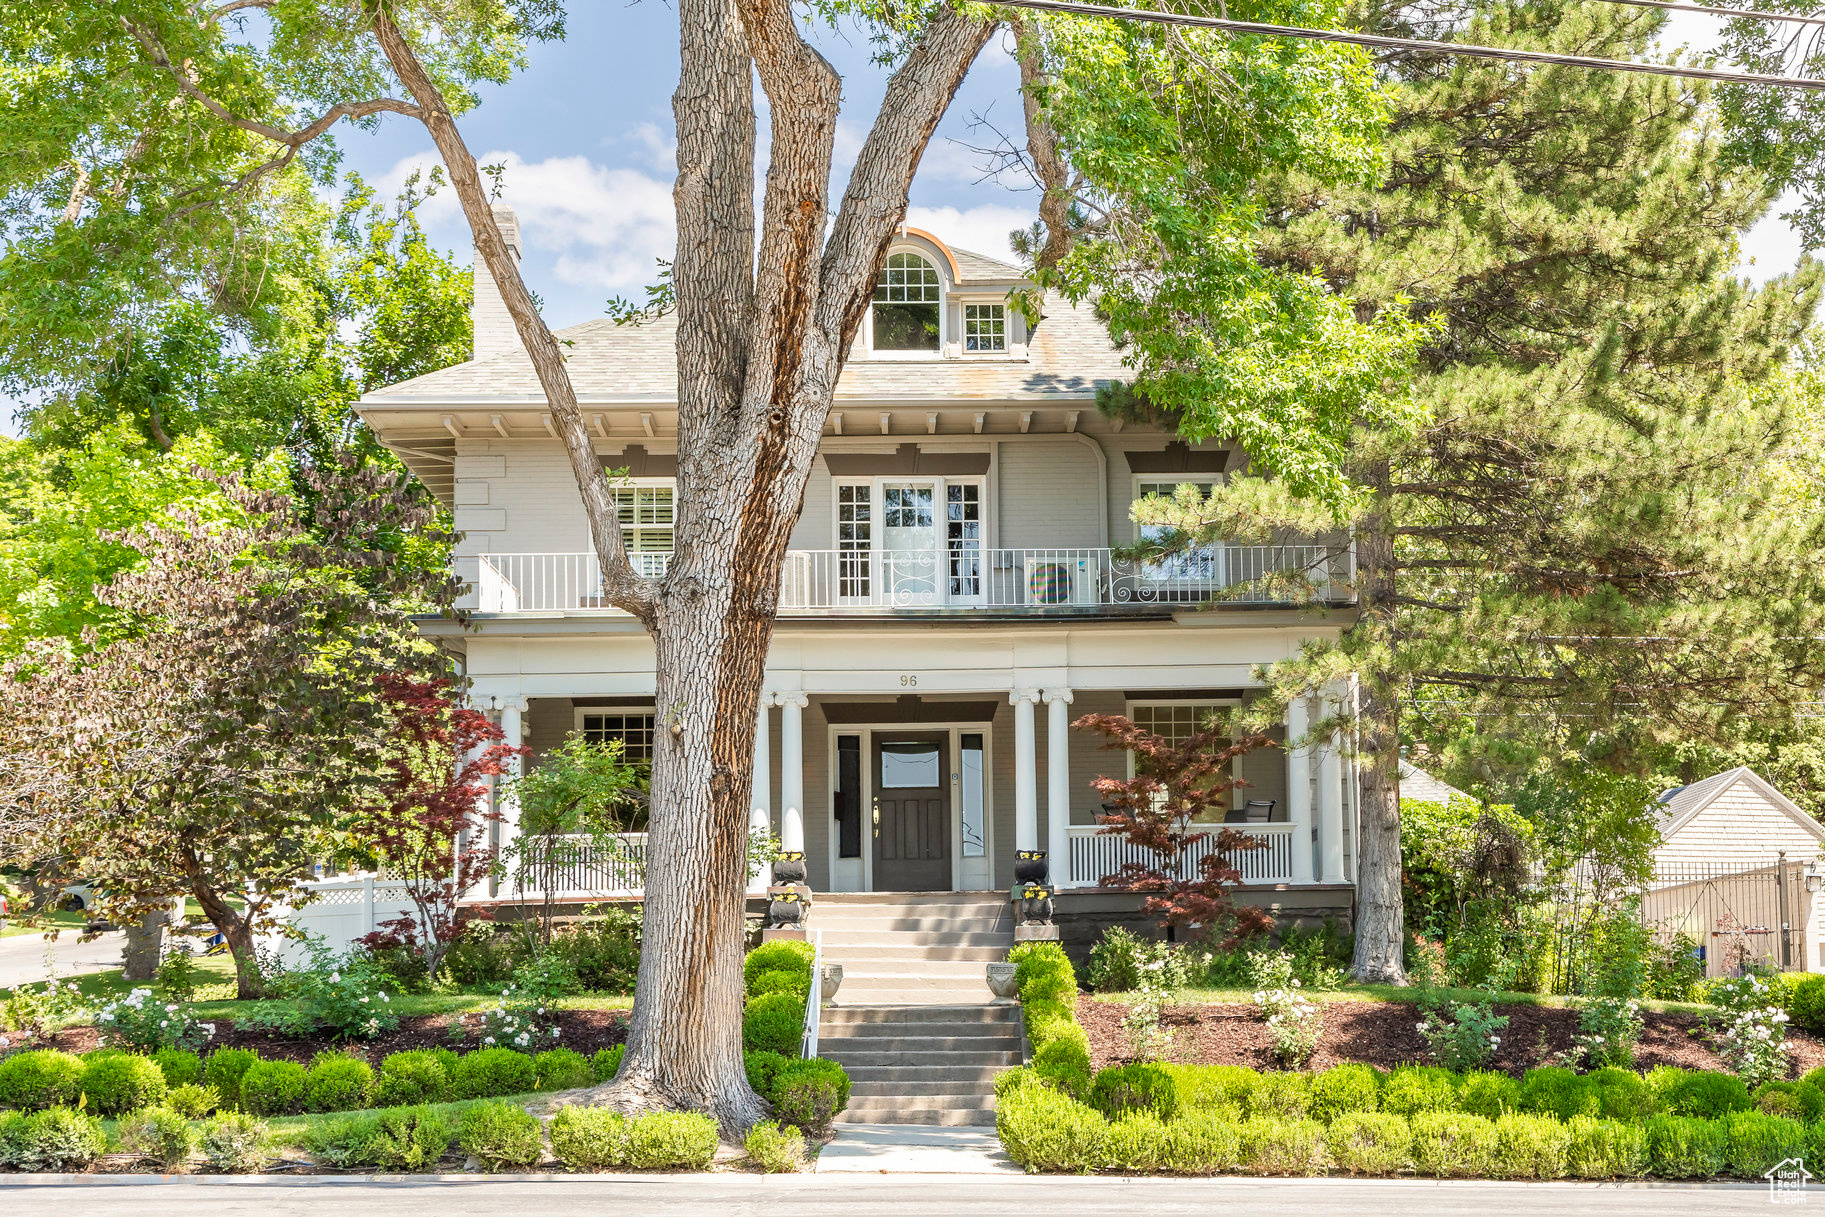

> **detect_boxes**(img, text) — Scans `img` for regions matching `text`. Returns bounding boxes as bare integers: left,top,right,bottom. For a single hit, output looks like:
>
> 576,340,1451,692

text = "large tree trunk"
1349,463,1407,984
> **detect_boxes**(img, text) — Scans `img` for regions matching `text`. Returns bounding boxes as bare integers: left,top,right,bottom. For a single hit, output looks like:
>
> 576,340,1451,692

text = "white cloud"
377,148,675,296
904,203,1034,264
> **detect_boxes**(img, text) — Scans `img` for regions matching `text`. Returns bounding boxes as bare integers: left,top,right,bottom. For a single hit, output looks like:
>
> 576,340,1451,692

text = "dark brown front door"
873,733,951,891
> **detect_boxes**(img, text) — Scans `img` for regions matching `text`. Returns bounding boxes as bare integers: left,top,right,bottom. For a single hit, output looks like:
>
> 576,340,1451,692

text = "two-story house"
355,209,1361,937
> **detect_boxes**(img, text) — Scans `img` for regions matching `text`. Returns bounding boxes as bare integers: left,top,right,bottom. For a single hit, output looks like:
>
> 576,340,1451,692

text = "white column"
749,695,775,894
496,698,527,853
1044,689,1074,888
1319,684,1347,883
1286,693,1315,884
1011,690,1041,866
779,693,808,854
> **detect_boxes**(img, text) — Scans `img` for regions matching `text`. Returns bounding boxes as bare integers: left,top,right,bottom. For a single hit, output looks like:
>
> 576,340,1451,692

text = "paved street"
0,1175,1790,1216
0,930,125,989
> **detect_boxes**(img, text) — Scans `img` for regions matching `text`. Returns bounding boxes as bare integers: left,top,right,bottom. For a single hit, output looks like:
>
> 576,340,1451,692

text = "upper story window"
1134,479,1218,581
611,482,674,576
873,252,941,352
964,304,1006,352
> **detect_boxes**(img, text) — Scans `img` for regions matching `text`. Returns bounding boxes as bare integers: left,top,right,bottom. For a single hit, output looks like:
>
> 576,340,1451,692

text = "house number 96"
900,675,918,687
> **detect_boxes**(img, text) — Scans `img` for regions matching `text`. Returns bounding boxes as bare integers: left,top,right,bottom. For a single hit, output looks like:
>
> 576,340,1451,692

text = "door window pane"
836,735,862,858
837,483,872,598
879,741,940,788
947,483,981,598
960,733,985,857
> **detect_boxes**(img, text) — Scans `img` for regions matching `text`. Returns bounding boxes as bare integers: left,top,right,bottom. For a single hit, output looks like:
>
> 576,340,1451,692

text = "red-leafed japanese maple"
354,675,526,980
1075,711,1276,939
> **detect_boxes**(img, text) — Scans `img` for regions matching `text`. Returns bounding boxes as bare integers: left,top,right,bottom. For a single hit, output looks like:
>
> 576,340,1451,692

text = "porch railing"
1066,822,1296,886
499,832,649,899
472,545,1350,614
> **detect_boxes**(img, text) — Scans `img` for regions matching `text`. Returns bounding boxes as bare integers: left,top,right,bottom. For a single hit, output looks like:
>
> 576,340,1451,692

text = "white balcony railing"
1067,822,1296,886
471,545,1349,614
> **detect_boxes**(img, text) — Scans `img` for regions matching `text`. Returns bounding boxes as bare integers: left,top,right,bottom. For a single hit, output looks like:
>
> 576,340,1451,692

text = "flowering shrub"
1709,975,1790,1087
1,973,89,1038
479,985,564,1051
1417,999,1508,1072
249,938,398,1039
1253,981,1322,1068
1087,927,1190,993
96,988,214,1052
1568,996,1643,1068
1121,957,1180,1060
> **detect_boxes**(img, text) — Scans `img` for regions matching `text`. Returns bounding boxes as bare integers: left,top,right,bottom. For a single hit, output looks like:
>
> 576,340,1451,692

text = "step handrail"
800,928,823,1059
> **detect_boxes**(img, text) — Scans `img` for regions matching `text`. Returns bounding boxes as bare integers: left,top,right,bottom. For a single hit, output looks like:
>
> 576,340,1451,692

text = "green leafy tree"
1120,0,1825,981
0,458,462,997
503,733,644,947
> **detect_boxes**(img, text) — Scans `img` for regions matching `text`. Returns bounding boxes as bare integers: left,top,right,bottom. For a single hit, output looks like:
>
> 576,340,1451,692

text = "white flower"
164,1004,179,1013
329,972,340,983
379,993,390,1003
359,996,369,1004
1291,979,1302,988
1418,1022,1428,1032
483,1036,495,1045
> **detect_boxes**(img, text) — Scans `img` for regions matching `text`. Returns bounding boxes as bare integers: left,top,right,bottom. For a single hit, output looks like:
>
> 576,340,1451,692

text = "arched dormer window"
872,251,941,352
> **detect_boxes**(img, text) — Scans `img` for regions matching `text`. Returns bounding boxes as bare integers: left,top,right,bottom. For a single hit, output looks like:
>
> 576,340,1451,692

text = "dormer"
859,228,1030,361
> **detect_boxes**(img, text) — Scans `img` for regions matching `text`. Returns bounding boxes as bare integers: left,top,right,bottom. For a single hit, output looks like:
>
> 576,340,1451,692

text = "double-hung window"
610,483,675,577
1133,479,1220,585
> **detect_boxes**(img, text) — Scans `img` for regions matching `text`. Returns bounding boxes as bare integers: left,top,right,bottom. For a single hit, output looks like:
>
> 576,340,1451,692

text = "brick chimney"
471,203,524,362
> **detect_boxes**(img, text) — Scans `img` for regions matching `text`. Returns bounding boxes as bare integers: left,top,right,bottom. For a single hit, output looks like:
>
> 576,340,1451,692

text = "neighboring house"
1646,767,1825,976
353,211,1361,930
1398,762,1469,805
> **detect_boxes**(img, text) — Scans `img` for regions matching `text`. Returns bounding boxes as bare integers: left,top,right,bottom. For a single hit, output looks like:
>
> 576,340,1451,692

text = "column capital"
757,692,779,708
1009,688,1042,706
488,696,529,713
1042,688,1074,706
779,692,809,709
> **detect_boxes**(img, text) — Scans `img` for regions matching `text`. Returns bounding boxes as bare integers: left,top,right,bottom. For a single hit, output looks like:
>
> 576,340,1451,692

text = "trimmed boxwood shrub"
360,1106,455,1172
1661,1070,1750,1119
1104,1113,1168,1173
371,1050,452,1107
624,1110,720,1170
742,991,804,1057
1010,942,1077,1010
305,1054,374,1113
1456,1070,1521,1119
1519,1067,1600,1121
1565,1116,1645,1179
1160,1109,1240,1174
1089,1063,1178,1122
0,1050,87,1112
534,1047,592,1091
1787,973,1825,1032
1492,1112,1570,1179
204,1048,261,1110
167,1082,220,1119
20,1107,107,1172
997,1084,1106,1173
772,1058,850,1135
238,1059,308,1116
1589,1067,1654,1121
1645,1114,1726,1178
81,1052,168,1116
1328,1111,1410,1174
1164,1064,1254,1115
748,968,809,1000
449,1047,538,1100
1246,1071,1310,1120
1239,1116,1326,1175
1379,1065,1457,1116
152,1048,201,1089
743,1120,804,1174
1309,1063,1379,1123
550,1105,628,1171
1409,1111,1497,1177
1031,1030,1093,1101
743,940,814,996
592,1044,626,1084
459,1100,543,1172
1723,1110,1809,1179
1754,1080,1825,1122
744,1049,792,1101
0,1111,23,1169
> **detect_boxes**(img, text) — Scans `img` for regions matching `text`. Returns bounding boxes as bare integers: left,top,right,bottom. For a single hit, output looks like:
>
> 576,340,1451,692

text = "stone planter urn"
820,963,844,1004
1013,849,1049,886
986,961,1020,1003
771,851,808,885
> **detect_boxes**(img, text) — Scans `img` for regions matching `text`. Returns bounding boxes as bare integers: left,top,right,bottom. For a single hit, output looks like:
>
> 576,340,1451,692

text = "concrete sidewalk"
814,1123,1019,1173
0,931,124,989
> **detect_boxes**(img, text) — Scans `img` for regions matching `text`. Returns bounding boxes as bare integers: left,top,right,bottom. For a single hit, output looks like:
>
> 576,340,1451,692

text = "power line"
999,0,1825,92
1593,0,1825,28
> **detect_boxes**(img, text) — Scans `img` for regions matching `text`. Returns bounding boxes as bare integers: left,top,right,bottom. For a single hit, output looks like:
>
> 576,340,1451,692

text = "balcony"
466,545,1350,615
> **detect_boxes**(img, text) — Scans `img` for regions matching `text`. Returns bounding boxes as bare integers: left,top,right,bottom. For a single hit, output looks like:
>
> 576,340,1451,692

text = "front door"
873,733,951,891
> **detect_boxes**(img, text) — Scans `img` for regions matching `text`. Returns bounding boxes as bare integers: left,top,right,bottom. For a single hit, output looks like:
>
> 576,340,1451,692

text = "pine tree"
1130,0,1825,980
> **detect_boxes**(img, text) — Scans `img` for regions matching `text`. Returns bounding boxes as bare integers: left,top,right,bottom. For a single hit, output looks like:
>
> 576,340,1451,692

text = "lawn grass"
1091,983,1715,1016
0,909,89,940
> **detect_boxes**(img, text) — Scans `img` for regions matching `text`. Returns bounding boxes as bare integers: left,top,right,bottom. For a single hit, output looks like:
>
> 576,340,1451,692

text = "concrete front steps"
815,891,1012,1005
819,1004,1022,1127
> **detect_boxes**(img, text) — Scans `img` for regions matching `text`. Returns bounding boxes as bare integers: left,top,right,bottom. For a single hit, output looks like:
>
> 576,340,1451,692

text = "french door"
835,477,983,606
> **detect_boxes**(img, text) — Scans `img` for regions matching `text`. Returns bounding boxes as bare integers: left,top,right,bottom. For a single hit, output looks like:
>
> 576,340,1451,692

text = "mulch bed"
24,1007,631,1064
1080,996,1825,1077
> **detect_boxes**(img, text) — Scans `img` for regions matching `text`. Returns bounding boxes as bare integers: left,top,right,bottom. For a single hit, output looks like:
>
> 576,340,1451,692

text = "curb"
0,1172,1774,1189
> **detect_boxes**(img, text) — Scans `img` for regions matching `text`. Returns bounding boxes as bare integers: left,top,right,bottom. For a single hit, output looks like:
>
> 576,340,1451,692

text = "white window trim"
962,301,1009,353
607,477,677,575
828,475,988,606
572,706,659,766
1130,474,1225,585
866,248,949,360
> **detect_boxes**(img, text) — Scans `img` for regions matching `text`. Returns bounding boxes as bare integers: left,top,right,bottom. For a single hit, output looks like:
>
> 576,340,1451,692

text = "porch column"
779,693,808,854
1044,689,1075,888
1011,690,1041,867
749,695,775,894
1286,693,1315,884
1318,683,1347,883
496,698,527,854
